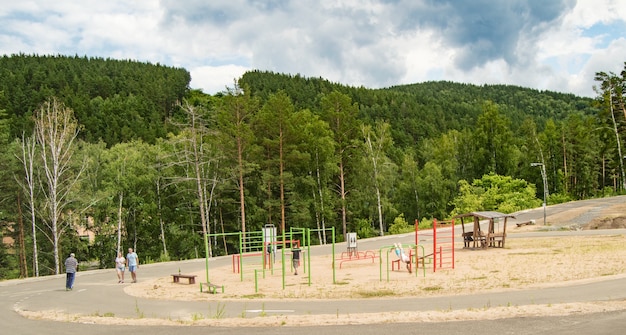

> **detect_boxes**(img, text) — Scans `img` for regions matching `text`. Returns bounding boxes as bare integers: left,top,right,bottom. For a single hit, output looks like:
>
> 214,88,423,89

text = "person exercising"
393,243,412,274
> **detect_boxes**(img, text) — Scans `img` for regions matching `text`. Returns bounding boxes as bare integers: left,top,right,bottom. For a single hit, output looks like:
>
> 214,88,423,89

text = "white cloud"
0,0,625,98
190,64,250,94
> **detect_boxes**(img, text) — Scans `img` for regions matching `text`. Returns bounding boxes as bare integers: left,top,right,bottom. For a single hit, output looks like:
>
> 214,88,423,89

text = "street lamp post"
531,163,548,225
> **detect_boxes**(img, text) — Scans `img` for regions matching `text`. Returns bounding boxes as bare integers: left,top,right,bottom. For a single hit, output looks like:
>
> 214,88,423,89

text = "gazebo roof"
453,211,516,220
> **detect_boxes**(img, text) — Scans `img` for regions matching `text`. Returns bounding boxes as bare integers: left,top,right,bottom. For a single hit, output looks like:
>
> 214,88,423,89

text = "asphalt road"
2,196,626,335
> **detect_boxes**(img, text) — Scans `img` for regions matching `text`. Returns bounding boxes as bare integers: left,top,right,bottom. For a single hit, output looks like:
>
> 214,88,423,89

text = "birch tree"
361,121,396,236
34,98,85,274
16,134,40,276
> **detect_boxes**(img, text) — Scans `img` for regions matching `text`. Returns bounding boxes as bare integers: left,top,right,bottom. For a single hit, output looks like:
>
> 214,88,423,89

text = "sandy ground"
22,232,626,327
19,202,626,326
127,235,626,302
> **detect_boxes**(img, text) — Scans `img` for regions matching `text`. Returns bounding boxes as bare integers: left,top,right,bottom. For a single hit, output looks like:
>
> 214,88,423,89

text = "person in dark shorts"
292,247,301,275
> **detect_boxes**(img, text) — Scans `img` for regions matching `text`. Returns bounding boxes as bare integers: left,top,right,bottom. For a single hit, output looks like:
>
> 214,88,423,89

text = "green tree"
320,91,361,239
300,112,336,243
100,141,159,257
254,91,300,235
361,121,397,235
416,161,452,220
472,101,518,177
451,173,541,215
561,114,601,198
594,70,626,191
216,83,259,236
394,151,421,224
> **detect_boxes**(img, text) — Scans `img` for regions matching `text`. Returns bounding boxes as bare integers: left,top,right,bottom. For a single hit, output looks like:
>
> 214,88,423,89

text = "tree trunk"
19,134,39,277
279,127,286,238
17,192,28,278
608,87,626,190
156,178,168,258
117,192,123,254
339,159,347,240
237,136,247,238
363,126,385,236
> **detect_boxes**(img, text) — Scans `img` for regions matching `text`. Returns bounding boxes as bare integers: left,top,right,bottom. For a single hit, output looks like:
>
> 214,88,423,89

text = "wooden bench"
487,232,506,248
462,232,473,248
200,282,223,294
516,220,536,227
171,274,197,284
463,231,487,248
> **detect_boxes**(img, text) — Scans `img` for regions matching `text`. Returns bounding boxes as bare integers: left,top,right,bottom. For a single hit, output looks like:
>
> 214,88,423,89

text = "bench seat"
172,274,197,284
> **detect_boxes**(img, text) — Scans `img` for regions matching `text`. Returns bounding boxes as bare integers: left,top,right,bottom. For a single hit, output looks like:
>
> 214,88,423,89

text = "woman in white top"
115,251,126,283
393,243,412,274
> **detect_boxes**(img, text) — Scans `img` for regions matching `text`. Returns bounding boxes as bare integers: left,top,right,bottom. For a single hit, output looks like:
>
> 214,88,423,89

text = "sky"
1,0,625,98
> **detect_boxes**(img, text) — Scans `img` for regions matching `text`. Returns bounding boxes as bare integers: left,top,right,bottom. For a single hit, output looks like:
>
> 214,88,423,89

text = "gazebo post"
502,217,508,248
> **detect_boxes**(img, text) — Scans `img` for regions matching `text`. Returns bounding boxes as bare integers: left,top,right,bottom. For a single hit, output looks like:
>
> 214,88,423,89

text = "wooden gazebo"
453,211,515,249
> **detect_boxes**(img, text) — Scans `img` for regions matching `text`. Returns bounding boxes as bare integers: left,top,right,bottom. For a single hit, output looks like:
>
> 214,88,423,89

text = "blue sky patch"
582,21,626,48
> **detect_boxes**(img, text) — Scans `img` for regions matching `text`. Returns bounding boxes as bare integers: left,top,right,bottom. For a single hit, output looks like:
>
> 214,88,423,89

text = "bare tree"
16,133,40,276
166,101,221,281
34,98,85,274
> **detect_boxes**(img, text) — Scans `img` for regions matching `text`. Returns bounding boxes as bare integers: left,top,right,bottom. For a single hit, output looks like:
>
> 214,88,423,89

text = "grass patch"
241,293,265,299
355,289,395,298
422,286,443,292
210,302,226,319
90,311,115,317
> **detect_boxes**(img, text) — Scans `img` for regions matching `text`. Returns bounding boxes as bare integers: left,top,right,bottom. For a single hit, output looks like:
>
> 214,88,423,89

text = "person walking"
292,247,301,275
126,248,139,283
115,251,126,283
64,253,79,290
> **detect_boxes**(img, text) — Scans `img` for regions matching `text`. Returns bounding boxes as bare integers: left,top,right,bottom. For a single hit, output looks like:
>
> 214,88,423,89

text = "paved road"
2,196,626,334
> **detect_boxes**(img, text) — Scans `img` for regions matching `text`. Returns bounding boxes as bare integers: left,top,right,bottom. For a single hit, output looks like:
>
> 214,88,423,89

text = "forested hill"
0,56,594,149
0,54,190,146
239,70,595,149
